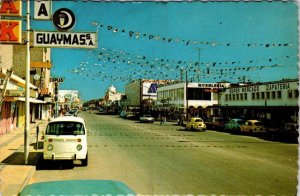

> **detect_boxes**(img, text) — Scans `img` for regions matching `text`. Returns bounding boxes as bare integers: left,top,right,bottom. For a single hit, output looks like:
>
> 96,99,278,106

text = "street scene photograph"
0,0,299,195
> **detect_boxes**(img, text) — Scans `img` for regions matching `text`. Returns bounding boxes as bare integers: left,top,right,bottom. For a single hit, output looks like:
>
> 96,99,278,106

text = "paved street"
29,111,298,195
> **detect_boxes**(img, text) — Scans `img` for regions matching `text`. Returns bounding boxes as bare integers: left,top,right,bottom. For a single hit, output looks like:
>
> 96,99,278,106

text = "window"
252,93,255,100
295,90,299,98
233,94,235,101
261,92,265,99
272,91,276,99
229,94,231,100
266,92,270,99
244,93,247,100
46,122,85,135
240,94,243,100
225,94,228,101
288,90,293,98
277,91,281,99
236,94,239,100
256,92,260,99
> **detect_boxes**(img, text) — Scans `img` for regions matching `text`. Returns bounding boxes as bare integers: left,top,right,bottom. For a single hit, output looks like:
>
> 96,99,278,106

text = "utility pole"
185,70,188,121
197,48,201,82
25,0,30,165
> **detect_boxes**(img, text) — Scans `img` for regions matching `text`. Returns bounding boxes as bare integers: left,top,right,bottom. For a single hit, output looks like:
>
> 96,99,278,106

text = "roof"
49,116,85,124
20,180,136,195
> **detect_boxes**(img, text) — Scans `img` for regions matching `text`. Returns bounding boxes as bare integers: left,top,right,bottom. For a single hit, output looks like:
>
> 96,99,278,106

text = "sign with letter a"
34,0,52,20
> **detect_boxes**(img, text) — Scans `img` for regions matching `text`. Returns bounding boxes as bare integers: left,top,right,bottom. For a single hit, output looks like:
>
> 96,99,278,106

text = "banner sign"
33,31,97,48
0,0,22,17
0,20,22,44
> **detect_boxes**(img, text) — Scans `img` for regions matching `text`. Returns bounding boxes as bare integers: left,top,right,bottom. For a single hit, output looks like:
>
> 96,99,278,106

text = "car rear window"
195,119,203,122
46,121,85,135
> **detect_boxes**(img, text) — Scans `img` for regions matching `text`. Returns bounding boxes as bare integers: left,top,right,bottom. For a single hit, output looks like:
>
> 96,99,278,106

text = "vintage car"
186,117,206,131
224,118,245,133
20,180,136,196
240,120,267,134
205,117,227,131
43,116,88,166
139,114,154,123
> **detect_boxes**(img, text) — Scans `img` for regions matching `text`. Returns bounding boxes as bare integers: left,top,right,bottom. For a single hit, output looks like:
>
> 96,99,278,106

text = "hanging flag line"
91,21,297,48
87,48,297,70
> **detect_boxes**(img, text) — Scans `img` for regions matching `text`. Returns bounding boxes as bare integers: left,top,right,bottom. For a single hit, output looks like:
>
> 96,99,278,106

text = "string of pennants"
68,47,296,82
91,21,297,48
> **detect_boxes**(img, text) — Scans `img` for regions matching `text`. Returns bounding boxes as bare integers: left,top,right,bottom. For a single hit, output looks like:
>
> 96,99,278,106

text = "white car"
43,116,88,166
139,115,154,123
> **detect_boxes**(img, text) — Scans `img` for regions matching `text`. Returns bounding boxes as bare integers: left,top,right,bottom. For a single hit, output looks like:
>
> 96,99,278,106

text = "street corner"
0,164,36,196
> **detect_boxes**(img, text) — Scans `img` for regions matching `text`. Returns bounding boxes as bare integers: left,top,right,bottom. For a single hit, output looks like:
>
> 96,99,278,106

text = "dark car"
205,117,227,131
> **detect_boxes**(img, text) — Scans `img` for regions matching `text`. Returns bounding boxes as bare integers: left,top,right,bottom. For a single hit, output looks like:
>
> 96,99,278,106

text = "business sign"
52,8,75,31
0,20,22,44
33,31,97,48
0,0,22,17
50,77,64,83
34,0,52,20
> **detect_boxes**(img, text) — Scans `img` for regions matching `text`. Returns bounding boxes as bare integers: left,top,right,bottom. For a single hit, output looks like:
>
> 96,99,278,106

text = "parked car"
20,180,136,196
240,120,267,135
125,111,135,119
186,117,206,131
224,118,244,133
205,117,227,130
69,108,79,116
140,114,154,123
43,116,88,166
278,123,299,142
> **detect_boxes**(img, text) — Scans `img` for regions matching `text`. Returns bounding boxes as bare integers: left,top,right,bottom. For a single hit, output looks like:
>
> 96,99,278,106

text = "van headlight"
77,144,82,151
47,144,53,151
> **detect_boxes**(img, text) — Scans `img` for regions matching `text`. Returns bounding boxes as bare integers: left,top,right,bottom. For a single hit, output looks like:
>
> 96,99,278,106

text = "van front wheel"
82,153,88,166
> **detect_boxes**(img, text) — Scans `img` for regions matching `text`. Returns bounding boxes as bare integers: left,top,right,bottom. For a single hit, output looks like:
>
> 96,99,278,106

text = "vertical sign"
0,0,22,44
0,0,22,17
34,0,52,20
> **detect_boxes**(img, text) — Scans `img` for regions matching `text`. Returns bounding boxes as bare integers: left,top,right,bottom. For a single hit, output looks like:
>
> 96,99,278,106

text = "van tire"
82,153,88,166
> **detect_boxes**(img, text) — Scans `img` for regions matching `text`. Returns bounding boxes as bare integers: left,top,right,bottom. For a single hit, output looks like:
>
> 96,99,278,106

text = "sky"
29,1,299,101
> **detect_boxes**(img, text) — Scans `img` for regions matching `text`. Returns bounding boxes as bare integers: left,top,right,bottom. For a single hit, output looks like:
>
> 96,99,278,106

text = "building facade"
157,81,229,118
219,79,299,122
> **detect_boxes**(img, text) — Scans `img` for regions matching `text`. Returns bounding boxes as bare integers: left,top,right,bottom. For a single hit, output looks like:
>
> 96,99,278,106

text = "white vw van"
43,116,88,166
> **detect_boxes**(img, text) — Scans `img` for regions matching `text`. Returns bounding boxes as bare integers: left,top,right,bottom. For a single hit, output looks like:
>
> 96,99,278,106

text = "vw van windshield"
46,121,85,135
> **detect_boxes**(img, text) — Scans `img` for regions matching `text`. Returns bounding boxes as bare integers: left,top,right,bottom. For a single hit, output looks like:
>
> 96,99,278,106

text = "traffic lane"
84,114,298,195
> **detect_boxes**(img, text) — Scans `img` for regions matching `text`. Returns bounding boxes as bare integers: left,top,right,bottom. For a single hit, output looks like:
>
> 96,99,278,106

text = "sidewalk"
0,119,48,196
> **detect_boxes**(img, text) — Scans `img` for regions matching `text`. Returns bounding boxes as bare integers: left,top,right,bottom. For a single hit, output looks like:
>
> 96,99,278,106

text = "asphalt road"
30,111,298,195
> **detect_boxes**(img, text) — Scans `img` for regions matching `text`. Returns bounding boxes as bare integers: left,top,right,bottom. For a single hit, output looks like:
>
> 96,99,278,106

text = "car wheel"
82,153,88,166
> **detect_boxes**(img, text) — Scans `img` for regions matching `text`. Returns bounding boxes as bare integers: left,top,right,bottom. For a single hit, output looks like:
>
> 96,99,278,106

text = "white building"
104,85,123,106
58,90,80,109
219,79,298,122
124,79,160,108
157,81,229,117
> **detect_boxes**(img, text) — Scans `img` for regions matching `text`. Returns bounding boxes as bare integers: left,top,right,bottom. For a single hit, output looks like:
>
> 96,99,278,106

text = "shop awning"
4,97,46,103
